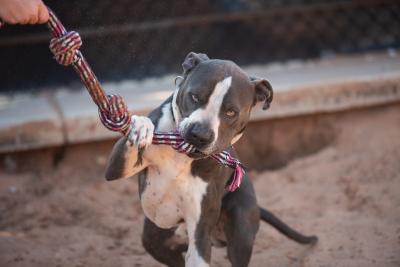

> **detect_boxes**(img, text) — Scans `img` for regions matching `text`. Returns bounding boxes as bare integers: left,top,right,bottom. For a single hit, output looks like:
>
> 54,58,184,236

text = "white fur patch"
185,179,209,267
231,132,243,145
175,223,187,239
179,76,232,154
141,154,208,229
128,115,154,148
172,86,182,127
156,103,175,132
186,246,209,267
126,104,210,265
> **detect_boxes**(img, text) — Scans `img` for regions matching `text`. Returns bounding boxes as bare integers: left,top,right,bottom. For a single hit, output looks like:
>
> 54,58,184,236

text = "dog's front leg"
185,218,211,267
105,115,154,180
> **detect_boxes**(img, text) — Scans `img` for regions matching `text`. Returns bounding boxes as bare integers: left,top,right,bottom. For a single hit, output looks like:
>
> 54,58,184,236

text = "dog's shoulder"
148,95,174,130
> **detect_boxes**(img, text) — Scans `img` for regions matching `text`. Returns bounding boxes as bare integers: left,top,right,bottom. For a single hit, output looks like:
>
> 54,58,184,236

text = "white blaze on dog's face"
178,76,232,154
173,52,273,157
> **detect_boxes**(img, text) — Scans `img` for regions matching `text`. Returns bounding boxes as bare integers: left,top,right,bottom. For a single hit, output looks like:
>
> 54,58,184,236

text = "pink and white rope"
1,8,246,192
151,131,245,192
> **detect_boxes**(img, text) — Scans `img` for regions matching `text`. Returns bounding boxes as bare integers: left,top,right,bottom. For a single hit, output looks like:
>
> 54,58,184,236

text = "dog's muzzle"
183,122,215,153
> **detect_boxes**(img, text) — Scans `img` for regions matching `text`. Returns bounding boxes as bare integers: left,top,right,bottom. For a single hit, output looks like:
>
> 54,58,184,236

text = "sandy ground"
1,104,400,267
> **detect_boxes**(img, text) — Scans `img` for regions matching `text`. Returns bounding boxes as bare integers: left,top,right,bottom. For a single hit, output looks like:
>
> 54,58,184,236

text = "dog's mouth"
184,142,220,159
178,126,215,159
183,143,214,159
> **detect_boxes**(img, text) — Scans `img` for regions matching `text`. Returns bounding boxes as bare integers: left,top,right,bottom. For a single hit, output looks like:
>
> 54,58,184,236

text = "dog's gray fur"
105,52,316,267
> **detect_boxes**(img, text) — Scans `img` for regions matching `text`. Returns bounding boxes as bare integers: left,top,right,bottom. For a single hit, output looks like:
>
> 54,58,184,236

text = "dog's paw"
128,115,154,148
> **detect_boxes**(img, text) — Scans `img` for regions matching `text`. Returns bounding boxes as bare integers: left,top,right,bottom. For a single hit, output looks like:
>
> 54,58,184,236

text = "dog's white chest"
141,146,208,229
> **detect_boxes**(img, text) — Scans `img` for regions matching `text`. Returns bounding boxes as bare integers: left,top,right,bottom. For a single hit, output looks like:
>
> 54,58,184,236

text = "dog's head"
173,52,273,158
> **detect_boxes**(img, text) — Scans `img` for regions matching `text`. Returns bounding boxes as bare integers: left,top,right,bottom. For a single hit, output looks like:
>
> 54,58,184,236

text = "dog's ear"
251,77,273,110
182,52,209,75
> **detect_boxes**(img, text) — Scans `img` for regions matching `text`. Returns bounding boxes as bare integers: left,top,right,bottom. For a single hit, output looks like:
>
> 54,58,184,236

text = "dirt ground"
1,104,400,267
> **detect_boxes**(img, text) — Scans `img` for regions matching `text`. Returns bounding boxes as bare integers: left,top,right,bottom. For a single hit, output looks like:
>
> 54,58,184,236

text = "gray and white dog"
105,52,317,267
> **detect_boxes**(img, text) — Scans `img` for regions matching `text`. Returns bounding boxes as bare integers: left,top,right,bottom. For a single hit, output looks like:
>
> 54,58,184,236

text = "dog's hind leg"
223,204,260,267
142,218,187,267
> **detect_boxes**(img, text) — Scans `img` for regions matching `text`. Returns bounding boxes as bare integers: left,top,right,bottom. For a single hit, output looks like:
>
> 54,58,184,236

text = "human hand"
0,0,49,24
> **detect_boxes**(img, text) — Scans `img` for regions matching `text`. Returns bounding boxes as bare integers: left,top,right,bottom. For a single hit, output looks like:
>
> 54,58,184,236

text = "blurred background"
1,1,400,267
1,0,399,91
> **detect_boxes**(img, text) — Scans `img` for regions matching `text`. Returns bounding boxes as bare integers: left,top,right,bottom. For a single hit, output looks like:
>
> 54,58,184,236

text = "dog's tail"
259,207,318,245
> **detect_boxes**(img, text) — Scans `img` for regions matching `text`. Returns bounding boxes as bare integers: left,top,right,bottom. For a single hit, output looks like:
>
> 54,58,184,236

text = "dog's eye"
190,93,199,103
225,109,237,117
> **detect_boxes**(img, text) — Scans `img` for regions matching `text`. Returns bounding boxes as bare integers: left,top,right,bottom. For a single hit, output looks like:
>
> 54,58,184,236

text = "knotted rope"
1,9,246,192
47,11,131,133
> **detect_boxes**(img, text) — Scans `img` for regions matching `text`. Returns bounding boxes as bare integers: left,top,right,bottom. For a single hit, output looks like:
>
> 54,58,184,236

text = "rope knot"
99,94,131,133
50,31,82,66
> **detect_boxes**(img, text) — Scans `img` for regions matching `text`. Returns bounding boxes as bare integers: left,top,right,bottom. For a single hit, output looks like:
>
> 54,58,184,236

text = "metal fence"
0,0,399,92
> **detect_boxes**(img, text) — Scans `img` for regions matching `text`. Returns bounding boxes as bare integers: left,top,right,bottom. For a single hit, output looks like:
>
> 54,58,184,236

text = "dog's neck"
155,99,180,133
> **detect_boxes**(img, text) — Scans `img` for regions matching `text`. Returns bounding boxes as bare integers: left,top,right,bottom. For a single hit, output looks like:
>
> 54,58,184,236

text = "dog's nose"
186,123,214,148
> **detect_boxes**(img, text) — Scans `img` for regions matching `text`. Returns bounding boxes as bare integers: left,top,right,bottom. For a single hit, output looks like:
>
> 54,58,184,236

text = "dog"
105,52,317,267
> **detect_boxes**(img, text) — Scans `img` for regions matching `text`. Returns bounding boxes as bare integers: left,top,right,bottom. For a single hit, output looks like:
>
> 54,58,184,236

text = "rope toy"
47,11,132,134
1,8,245,192
152,132,245,192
